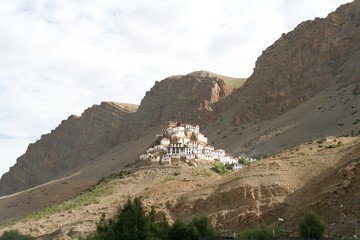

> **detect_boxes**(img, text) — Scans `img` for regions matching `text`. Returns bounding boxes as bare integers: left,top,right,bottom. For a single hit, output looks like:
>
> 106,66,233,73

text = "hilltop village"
139,121,250,169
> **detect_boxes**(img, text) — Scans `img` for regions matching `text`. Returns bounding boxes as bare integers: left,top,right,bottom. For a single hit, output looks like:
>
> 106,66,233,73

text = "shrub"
190,216,221,239
237,225,284,240
238,157,251,165
86,198,220,240
0,230,34,240
298,211,325,239
213,162,227,175
169,220,198,240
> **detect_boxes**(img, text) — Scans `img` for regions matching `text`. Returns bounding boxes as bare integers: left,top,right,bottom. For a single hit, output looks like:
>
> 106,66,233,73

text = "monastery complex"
139,121,242,168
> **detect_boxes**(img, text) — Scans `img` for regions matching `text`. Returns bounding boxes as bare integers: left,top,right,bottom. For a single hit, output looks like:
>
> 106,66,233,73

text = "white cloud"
0,0,351,177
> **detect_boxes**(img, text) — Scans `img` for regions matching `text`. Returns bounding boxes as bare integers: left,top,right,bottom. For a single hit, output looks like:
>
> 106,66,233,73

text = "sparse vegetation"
23,181,113,221
238,157,251,165
212,162,228,175
253,154,268,160
0,230,34,240
223,78,247,89
212,161,238,174
162,175,177,183
191,168,213,177
236,224,284,240
97,170,132,185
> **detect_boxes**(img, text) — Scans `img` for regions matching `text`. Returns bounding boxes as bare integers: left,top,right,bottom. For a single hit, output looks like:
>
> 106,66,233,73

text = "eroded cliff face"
167,183,292,233
281,142,360,237
220,1,360,125
0,102,138,196
135,71,233,126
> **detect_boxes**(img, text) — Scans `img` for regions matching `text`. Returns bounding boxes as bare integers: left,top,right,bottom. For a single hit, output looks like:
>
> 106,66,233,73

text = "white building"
220,156,238,165
154,145,166,151
195,133,208,144
186,154,196,160
187,141,198,148
139,121,238,168
146,147,155,153
185,124,199,134
160,138,170,146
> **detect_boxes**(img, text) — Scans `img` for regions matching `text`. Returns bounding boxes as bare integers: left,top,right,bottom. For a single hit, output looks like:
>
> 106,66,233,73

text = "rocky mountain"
207,0,360,156
0,72,242,196
0,1,360,238
135,70,238,126
0,102,138,196
218,0,360,125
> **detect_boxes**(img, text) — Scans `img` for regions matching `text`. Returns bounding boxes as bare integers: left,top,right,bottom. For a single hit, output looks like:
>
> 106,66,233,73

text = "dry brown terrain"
0,1,359,239
0,136,358,239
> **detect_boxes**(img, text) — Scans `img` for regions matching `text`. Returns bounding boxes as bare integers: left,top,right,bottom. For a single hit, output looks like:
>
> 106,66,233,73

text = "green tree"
86,199,221,240
113,198,150,240
213,162,227,174
298,211,325,239
190,216,221,239
168,219,198,240
87,198,150,240
238,157,251,165
148,208,170,240
0,230,34,240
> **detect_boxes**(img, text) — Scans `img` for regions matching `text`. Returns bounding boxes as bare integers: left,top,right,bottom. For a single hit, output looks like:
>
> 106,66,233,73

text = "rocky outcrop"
219,1,360,125
168,183,292,233
280,142,360,237
135,71,234,126
0,102,138,196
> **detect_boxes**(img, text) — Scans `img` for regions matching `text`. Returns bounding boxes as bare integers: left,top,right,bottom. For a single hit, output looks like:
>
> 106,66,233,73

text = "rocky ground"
0,136,358,239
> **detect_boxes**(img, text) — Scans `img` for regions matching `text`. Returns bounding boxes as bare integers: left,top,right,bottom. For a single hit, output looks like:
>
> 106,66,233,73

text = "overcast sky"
0,0,351,178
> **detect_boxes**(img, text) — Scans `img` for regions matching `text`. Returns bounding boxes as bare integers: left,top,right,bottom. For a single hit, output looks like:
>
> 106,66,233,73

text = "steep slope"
280,139,360,237
2,1,360,238
0,71,239,197
0,102,138,196
0,126,158,225
140,137,360,239
206,0,360,155
135,71,237,125
206,81,360,157
218,1,360,125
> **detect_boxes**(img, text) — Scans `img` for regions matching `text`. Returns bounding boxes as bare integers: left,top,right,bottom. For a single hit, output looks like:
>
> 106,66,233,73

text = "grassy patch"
223,78,247,89
2,170,135,226
191,169,213,177
25,182,113,221
97,170,131,185
161,176,177,183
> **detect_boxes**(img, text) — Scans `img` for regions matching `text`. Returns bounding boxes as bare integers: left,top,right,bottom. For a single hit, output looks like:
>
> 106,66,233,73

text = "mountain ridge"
0,102,138,196
0,1,359,238
2,0,360,197
216,0,360,125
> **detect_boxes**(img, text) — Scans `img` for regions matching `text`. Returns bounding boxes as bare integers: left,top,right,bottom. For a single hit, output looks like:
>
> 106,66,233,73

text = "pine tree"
299,211,325,239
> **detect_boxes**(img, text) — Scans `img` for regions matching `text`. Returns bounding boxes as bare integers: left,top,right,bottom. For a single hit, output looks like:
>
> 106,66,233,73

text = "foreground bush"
0,230,34,240
298,211,325,239
85,198,220,240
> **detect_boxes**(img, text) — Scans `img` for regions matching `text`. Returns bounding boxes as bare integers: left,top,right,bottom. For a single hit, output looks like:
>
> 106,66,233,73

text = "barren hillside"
0,137,358,239
0,1,359,239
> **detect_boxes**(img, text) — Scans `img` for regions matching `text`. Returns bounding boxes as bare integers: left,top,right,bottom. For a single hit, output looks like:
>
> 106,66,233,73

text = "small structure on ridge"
139,121,240,168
